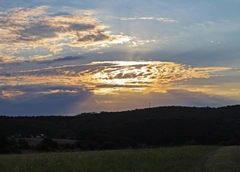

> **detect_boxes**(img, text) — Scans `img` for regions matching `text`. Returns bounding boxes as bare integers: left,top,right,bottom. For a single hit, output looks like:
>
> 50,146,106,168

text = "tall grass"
0,146,219,172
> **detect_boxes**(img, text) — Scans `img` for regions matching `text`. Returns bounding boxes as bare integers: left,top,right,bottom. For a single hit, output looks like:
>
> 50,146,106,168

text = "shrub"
36,138,59,151
18,139,30,149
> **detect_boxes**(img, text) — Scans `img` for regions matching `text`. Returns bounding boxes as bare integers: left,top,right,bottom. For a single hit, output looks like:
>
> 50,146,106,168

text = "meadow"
1,146,239,172
24,138,76,146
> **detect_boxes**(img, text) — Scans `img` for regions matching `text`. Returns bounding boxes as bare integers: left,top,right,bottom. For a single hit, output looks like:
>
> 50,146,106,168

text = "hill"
1,105,240,147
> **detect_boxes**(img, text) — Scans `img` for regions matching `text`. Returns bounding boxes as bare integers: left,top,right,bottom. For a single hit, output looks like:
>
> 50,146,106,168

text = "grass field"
22,138,77,146
0,146,239,172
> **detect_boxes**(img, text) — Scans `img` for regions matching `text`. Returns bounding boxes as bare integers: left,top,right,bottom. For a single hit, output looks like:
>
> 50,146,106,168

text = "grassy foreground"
0,146,237,172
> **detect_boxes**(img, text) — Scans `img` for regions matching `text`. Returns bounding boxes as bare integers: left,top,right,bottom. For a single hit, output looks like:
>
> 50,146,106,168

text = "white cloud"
113,16,177,22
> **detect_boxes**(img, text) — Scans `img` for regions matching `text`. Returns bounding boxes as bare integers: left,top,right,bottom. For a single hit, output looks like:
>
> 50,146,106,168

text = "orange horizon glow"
0,61,232,97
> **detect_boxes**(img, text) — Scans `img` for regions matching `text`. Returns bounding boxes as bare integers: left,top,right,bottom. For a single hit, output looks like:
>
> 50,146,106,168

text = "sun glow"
79,61,230,95
0,61,231,96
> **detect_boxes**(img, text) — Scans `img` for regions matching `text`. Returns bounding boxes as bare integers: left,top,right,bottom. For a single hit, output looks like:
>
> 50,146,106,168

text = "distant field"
22,138,77,146
2,146,239,172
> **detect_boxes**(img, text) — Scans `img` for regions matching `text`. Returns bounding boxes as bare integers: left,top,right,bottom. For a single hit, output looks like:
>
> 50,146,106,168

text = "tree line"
1,105,240,153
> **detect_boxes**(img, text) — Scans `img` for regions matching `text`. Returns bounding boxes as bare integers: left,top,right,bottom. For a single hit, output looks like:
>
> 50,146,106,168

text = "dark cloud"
18,23,98,42
0,85,79,93
0,85,91,116
50,12,72,17
96,84,147,88
38,55,85,65
77,32,111,42
19,24,60,41
68,24,95,31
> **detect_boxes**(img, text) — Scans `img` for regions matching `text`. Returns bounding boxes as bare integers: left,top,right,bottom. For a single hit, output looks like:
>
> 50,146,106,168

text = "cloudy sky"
0,0,240,116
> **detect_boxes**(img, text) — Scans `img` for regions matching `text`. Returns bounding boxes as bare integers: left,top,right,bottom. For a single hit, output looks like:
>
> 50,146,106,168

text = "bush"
0,136,22,154
0,135,8,153
36,138,59,151
18,139,30,149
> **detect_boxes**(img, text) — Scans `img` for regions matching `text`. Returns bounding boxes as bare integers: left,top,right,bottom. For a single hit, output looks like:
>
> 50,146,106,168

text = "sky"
0,0,240,116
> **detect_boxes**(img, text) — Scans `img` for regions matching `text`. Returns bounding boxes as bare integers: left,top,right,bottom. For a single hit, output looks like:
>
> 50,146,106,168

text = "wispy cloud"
38,55,85,65
0,61,231,95
113,16,177,22
1,90,25,99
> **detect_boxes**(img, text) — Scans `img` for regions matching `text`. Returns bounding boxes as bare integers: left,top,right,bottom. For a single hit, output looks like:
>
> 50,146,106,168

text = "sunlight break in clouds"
79,61,230,95
0,61,230,96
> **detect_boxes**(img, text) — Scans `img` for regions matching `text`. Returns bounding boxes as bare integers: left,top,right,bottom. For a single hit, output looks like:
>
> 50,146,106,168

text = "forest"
1,105,240,153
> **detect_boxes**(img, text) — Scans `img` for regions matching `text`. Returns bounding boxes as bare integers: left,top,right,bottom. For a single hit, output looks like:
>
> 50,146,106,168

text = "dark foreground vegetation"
0,146,222,172
1,146,240,172
1,105,240,153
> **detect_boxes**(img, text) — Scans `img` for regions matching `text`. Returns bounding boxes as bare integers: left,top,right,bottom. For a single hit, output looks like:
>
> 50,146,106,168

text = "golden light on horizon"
0,61,231,97
79,61,230,95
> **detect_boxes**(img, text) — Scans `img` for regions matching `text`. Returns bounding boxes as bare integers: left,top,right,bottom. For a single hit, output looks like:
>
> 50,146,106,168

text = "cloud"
113,16,177,22
50,11,72,17
0,85,91,116
0,61,231,95
156,18,177,22
1,90,25,99
0,53,13,63
76,32,111,42
0,85,79,95
0,83,238,116
38,55,85,65
0,61,237,115
0,6,132,62
76,61,230,94
0,91,90,116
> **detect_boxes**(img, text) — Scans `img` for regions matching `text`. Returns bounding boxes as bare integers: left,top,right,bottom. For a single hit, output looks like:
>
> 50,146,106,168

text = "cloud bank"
0,6,131,63
0,61,231,95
